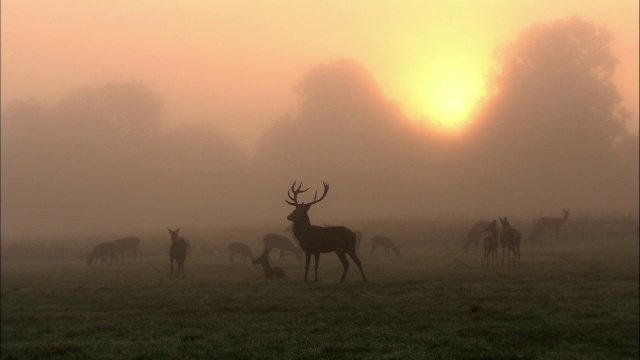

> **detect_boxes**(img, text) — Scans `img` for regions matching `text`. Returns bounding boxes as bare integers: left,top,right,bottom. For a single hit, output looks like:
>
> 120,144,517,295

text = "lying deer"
285,181,366,282
370,236,400,256
252,248,287,279
87,242,118,265
228,242,255,262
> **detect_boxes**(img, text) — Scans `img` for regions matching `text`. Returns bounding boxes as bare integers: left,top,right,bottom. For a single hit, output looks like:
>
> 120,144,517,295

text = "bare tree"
113,236,142,261
463,221,491,254
530,209,570,245
370,236,400,256
483,220,499,268
285,181,366,282
167,228,189,278
499,217,522,266
263,234,303,262
87,242,118,265
252,249,287,279
228,242,255,262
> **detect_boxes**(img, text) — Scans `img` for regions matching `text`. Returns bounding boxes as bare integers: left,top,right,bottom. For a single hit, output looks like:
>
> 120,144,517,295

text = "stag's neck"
291,218,312,238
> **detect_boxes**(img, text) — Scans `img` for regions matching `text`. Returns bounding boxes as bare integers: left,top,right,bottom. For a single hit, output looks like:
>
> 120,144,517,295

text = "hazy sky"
2,1,638,151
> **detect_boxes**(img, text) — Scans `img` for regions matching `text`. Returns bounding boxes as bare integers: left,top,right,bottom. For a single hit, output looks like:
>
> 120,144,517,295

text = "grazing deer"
370,236,400,256
285,181,366,282
530,208,571,245
87,242,118,265
228,242,255,262
167,228,189,278
263,234,303,262
252,248,287,279
113,236,142,261
499,217,521,266
463,221,491,254
482,220,500,267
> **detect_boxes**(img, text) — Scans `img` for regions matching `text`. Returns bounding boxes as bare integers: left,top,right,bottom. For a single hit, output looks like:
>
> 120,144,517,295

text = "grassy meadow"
1,215,639,359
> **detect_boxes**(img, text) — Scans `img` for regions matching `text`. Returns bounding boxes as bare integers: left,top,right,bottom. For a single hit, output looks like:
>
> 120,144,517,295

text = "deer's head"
168,228,180,241
562,208,571,217
285,181,329,224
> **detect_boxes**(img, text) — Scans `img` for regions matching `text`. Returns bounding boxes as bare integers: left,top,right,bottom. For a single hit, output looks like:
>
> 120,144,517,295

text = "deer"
530,208,571,245
482,220,500,267
499,217,521,266
370,236,400,256
87,242,118,265
113,236,142,261
167,228,189,278
463,221,492,254
354,230,363,256
285,181,366,282
262,234,303,262
228,242,255,262
252,248,287,279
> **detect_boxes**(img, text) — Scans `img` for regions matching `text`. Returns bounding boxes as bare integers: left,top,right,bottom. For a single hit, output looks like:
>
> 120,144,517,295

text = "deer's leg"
313,253,320,282
304,253,311,282
347,251,366,282
336,251,350,282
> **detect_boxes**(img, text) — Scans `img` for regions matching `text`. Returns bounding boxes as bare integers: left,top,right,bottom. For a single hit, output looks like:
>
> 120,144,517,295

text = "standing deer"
463,221,491,254
262,234,303,262
285,181,366,282
228,242,255,262
167,228,189,278
370,236,400,256
252,248,287,279
482,220,499,268
530,208,571,245
499,217,521,266
113,236,142,261
87,242,118,265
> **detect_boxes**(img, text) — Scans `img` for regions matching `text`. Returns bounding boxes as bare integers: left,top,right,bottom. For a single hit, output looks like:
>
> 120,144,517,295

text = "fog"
1,16,638,239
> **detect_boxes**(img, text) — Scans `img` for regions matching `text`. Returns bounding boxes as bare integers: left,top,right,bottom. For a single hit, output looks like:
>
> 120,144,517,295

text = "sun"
404,58,486,133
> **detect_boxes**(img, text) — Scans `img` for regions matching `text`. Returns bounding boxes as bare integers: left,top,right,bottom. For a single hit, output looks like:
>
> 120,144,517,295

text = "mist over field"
1,16,638,240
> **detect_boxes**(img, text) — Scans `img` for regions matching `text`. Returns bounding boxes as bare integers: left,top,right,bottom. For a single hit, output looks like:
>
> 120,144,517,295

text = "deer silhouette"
167,228,189,278
113,236,142,261
228,242,255,262
285,181,366,282
87,242,118,265
262,234,303,262
530,209,570,245
252,248,287,279
463,221,491,254
482,220,499,267
370,236,400,256
499,217,521,266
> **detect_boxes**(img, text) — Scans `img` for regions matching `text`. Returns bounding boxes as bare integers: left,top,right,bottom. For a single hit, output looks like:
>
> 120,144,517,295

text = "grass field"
2,219,639,359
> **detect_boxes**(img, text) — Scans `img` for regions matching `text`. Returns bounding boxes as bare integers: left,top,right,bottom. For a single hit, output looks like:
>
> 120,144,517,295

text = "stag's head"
168,228,180,241
285,181,329,224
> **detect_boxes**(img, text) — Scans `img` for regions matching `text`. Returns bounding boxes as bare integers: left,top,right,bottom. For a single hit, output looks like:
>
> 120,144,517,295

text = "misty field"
2,218,638,360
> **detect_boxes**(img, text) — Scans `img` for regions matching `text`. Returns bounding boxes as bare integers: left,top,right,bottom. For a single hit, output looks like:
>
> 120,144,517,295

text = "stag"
113,236,142,261
530,208,570,245
263,234,303,262
228,242,255,262
87,242,118,265
499,217,521,266
370,236,400,256
167,228,189,278
285,181,366,282
482,220,499,267
463,221,492,254
252,248,287,279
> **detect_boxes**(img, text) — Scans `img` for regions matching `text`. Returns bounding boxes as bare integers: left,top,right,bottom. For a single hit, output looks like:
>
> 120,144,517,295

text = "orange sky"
2,1,638,150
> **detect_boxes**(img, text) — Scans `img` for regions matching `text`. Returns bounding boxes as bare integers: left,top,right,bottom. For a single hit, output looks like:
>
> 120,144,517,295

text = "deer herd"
86,181,571,278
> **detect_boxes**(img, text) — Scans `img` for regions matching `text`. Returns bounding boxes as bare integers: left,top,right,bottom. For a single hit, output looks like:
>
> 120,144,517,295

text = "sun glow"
404,58,487,133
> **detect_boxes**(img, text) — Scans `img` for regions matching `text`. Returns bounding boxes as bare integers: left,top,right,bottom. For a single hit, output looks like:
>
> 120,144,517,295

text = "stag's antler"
285,181,329,207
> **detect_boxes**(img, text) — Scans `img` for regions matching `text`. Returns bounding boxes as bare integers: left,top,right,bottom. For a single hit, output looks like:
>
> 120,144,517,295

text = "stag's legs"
313,253,320,282
304,253,312,282
336,251,350,282
347,251,366,282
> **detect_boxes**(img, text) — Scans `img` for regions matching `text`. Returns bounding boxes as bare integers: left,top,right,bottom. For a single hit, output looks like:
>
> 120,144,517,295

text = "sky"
2,1,638,152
